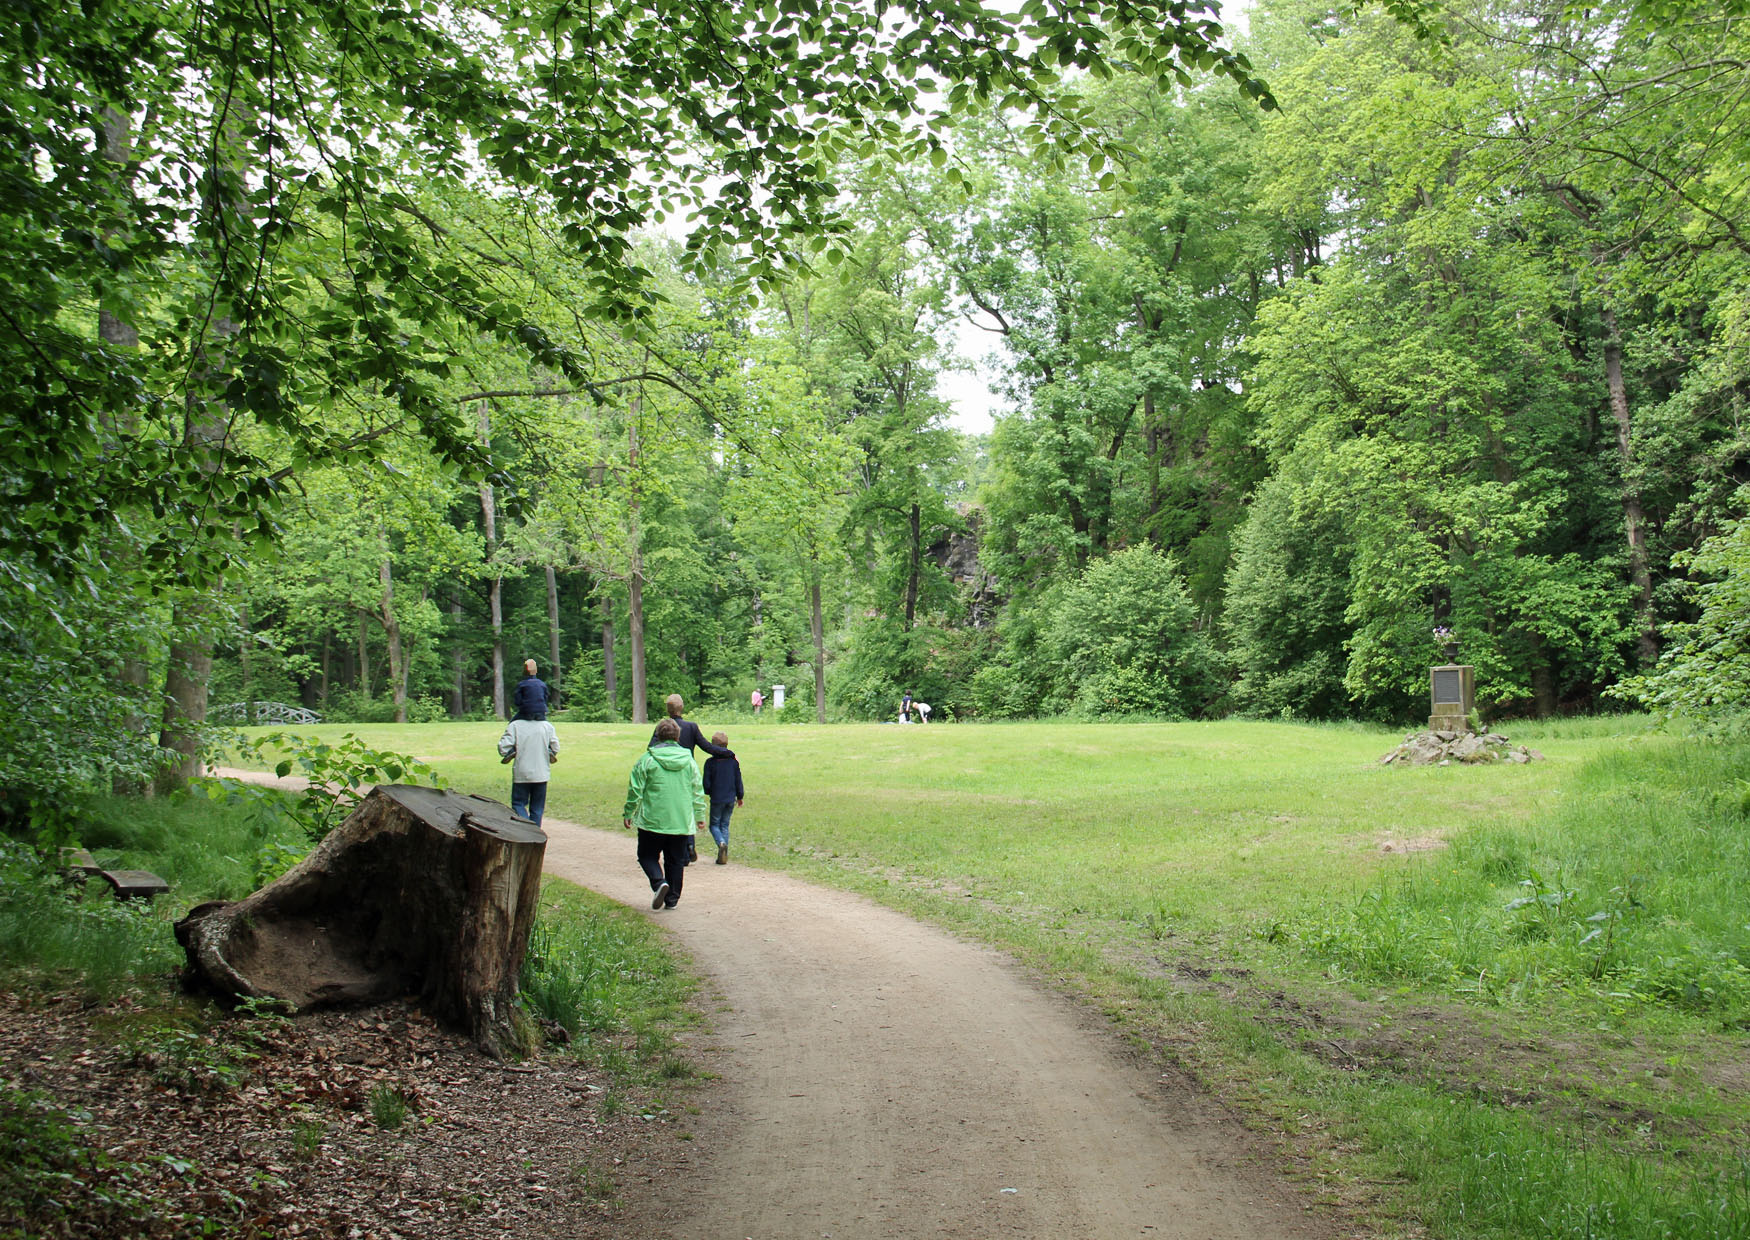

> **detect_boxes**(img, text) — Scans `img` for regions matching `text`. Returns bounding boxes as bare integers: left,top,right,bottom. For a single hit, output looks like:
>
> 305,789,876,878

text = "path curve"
541,817,1328,1240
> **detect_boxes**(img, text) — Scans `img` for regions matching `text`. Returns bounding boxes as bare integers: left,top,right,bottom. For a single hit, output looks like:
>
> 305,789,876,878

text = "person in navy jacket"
701,732,744,865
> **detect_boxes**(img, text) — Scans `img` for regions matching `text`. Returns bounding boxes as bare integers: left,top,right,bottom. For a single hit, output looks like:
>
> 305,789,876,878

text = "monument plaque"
1428,664,1475,732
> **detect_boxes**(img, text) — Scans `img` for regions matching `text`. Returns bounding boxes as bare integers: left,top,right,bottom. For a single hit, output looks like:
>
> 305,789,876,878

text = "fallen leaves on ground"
0,989,682,1239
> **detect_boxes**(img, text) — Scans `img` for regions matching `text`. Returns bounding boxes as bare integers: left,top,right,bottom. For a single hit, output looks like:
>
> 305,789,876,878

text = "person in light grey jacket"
497,717,560,825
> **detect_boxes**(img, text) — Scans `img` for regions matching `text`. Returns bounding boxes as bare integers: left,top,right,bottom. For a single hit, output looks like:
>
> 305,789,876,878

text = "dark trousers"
636,829,689,903
511,781,548,825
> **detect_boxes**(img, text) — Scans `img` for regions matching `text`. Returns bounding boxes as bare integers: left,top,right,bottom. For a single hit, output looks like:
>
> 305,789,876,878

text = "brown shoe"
716,843,728,865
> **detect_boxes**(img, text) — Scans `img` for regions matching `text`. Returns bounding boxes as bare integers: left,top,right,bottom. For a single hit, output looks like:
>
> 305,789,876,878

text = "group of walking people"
495,665,745,913
622,695,744,909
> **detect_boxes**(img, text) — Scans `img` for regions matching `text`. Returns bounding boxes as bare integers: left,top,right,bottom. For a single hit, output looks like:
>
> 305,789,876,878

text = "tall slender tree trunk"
478,404,506,718
600,588,618,716
625,399,649,724
450,591,467,718
155,94,257,792
238,597,253,726
156,602,216,793
1144,393,1166,545
380,536,408,723
1601,305,1658,666
810,557,827,724
99,106,153,793
320,633,332,706
357,614,371,695
903,500,922,630
545,565,562,711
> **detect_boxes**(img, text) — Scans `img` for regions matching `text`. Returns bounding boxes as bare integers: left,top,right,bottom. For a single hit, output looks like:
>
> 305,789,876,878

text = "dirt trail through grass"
541,815,1329,1240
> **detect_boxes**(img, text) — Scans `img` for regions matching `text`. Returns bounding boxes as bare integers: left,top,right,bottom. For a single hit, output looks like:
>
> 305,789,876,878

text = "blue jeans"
708,802,734,847
511,781,548,825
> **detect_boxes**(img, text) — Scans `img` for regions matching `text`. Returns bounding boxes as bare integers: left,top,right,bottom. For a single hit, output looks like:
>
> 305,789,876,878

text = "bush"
317,691,401,724
0,569,169,845
1050,546,1226,719
1618,490,1750,726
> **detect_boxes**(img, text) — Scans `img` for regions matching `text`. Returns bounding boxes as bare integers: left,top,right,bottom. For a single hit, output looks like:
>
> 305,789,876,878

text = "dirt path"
541,817,1329,1240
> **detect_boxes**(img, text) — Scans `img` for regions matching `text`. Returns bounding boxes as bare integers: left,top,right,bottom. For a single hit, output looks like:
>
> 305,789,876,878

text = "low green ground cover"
240,715,1749,1240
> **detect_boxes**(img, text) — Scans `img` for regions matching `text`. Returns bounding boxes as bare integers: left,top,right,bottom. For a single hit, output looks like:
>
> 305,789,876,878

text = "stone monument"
1428,661,1474,732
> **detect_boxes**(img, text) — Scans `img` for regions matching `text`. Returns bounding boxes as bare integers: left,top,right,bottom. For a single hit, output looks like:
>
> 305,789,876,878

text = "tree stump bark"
175,785,546,1059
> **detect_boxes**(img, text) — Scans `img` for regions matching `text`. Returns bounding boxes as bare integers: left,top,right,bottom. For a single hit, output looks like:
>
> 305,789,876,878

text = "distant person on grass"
513,658,549,721
701,732,744,866
623,717,706,910
750,688,764,715
497,713,560,826
899,690,913,723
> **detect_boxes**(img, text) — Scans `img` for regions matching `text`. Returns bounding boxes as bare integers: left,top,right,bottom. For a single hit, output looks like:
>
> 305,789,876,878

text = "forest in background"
3,0,1748,826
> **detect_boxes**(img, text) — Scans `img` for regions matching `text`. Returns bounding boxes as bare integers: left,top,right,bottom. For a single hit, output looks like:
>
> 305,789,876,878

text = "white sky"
937,314,1012,436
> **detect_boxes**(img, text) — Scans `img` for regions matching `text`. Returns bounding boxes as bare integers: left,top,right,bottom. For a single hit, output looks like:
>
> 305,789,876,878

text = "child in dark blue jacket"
513,659,549,721
701,731,744,865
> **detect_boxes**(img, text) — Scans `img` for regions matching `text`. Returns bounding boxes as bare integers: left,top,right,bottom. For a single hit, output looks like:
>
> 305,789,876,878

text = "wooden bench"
59,849,170,900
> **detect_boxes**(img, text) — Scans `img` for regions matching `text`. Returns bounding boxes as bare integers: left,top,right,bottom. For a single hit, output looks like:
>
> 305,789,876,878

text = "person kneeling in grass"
622,717,706,910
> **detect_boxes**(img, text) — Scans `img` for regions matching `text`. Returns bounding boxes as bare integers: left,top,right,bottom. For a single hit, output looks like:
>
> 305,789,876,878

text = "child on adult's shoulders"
513,659,549,721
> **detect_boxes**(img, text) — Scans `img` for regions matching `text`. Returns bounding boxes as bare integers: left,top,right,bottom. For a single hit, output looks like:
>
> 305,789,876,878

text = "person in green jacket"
622,717,707,910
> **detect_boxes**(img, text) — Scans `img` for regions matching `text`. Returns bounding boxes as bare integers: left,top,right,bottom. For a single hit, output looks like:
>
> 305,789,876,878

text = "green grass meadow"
218,716,1750,1237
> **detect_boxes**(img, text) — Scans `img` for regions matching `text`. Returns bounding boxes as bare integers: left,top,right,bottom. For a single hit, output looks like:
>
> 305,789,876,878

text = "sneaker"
687,842,698,864
716,844,728,865
651,881,670,910
664,899,679,909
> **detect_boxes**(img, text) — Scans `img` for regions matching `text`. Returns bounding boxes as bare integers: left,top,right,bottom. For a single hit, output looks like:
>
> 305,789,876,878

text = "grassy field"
223,716,1750,1240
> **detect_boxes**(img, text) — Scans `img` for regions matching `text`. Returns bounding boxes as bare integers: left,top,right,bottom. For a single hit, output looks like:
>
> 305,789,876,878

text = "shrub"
1223,472,1355,720
1617,490,1750,727
1050,545,1226,719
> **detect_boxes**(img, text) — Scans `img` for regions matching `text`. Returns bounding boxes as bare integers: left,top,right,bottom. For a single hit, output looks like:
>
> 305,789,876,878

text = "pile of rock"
1379,729,1545,767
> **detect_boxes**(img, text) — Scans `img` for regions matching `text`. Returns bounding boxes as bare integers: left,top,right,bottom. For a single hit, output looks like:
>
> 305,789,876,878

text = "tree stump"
175,785,546,1059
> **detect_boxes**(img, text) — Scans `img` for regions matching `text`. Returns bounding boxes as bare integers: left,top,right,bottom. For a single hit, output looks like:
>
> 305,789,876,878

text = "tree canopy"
3,0,1748,827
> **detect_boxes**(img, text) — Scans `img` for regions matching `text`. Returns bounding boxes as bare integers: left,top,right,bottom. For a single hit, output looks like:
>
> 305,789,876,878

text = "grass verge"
249,715,1750,1240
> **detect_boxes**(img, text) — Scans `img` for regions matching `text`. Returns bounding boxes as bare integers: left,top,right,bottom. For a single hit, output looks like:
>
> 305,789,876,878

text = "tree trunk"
380,539,408,723
479,403,506,718
238,597,253,726
810,560,827,724
545,565,562,711
627,410,648,724
450,591,467,718
904,500,921,630
357,614,371,697
487,574,505,718
320,632,331,707
1601,305,1659,666
175,785,546,1060
1531,659,1558,718
600,587,618,716
156,601,215,794
99,105,151,793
